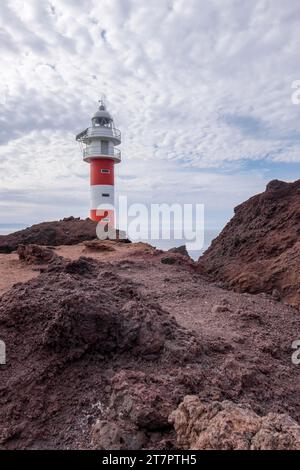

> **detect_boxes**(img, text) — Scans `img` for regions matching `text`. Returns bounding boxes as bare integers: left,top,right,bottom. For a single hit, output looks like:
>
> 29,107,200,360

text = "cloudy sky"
0,0,300,233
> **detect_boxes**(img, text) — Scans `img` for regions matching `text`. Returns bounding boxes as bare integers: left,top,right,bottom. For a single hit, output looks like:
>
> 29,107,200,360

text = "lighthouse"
76,101,121,225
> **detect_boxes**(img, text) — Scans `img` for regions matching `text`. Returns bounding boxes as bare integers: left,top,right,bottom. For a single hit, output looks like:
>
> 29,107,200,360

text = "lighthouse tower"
76,101,121,225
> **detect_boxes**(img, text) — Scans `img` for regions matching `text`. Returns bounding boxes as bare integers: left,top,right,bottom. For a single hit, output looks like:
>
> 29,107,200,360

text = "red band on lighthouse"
90,159,114,186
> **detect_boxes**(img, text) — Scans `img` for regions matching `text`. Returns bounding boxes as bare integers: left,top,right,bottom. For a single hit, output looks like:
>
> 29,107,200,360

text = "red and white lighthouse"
76,101,121,225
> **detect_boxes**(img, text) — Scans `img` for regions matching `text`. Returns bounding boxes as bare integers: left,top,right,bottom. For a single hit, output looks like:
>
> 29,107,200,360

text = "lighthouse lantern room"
76,100,121,225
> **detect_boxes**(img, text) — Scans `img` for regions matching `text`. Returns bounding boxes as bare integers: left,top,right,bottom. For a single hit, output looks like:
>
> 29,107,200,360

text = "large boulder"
169,396,300,450
17,244,58,264
198,179,300,307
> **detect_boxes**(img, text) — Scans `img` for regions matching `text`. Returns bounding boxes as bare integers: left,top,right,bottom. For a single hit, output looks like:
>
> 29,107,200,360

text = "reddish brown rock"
168,245,190,258
0,217,97,253
91,419,146,450
198,179,300,307
169,396,300,450
108,370,175,431
83,240,116,252
0,217,130,253
0,210,300,450
0,256,201,449
17,244,57,264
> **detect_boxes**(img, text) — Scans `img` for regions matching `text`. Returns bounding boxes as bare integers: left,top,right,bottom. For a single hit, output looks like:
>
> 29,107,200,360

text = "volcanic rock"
0,217,130,253
1,210,300,450
198,179,300,307
90,368,205,450
169,395,300,450
161,256,177,265
0,217,97,253
17,244,58,265
91,419,147,450
108,370,177,431
83,240,116,252
168,245,190,258
0,256,201,449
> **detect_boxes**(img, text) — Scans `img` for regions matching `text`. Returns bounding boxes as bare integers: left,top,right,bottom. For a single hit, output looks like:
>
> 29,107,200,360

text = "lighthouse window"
101,169,110,174
102,193,110,197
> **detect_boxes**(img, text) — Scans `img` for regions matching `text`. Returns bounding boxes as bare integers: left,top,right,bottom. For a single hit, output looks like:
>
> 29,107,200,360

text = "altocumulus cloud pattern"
0,0,300,227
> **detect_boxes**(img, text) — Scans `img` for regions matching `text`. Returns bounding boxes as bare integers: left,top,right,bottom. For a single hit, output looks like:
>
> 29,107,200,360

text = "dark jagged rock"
0,218,130,253
83,240,116,252
17,244,58,265
198,179,300,307
168,245,190,258
161,256,177,265
0,218,97,253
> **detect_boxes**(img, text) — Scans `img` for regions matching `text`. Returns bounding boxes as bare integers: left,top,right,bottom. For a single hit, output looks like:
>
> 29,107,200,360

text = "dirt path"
0,252,39,296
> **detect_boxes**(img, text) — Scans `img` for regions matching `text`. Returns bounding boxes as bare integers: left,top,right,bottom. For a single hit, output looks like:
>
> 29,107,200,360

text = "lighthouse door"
101,141,109,155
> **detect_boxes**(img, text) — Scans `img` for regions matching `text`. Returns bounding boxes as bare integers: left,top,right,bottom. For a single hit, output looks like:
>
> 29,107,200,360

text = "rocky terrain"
0,193,299,449
198,180,300,308
170,396,300,450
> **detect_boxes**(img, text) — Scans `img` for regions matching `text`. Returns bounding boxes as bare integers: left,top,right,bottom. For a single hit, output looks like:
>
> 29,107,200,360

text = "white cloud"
0,0,300,228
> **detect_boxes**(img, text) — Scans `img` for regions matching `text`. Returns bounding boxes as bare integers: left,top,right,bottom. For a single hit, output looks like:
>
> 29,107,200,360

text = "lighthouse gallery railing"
76,127,121,142
83,147,121,160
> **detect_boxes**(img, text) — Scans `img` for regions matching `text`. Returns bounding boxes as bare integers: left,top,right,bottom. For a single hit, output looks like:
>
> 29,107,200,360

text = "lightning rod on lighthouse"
76,100,121,225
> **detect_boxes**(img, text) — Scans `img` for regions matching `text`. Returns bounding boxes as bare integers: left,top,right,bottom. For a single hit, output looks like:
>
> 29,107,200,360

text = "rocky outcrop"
1,207,300,450
0,256,201,449
198,180,300,307
83,240,116,252
0,217,95,253
17,244,58,264
168,245,190,258
91,370,176,450
169,396,300,450
0,217,130,253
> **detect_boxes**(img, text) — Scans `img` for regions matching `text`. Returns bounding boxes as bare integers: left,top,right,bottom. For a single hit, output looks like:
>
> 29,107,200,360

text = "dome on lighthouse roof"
92,101,112,121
